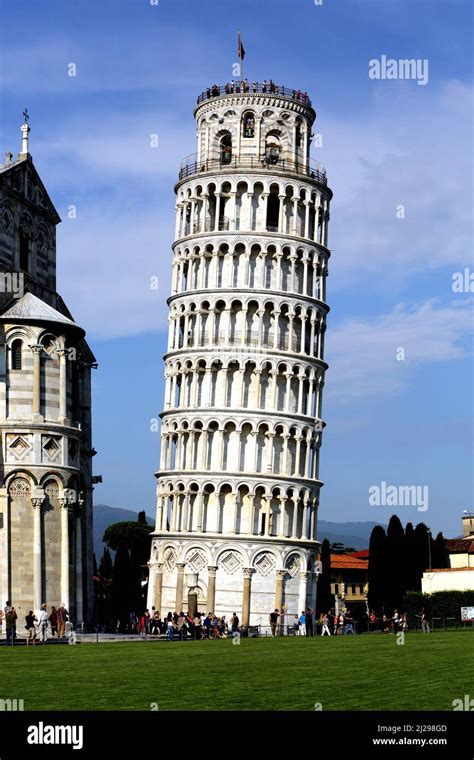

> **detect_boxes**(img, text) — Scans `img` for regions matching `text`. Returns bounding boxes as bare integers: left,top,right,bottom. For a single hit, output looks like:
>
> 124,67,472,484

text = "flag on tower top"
238,31,245,61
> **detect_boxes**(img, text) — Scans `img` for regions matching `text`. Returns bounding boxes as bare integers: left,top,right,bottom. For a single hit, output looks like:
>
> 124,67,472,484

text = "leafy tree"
367,525,387,612
316,538,332,616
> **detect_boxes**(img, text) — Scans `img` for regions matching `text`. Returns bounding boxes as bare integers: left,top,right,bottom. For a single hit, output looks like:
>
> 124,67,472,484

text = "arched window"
11,339,22,370
19,230,29,271
220,134,232,165
242,112,255,138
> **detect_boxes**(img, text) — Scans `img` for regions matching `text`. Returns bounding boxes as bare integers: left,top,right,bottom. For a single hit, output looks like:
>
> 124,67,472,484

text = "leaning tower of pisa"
147,81,332,630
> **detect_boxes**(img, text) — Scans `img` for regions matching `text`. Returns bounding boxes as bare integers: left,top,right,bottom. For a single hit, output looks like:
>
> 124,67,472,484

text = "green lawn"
1,631,472,711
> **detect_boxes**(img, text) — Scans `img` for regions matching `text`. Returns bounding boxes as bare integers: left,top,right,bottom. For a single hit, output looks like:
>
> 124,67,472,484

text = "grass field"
1,631,472,711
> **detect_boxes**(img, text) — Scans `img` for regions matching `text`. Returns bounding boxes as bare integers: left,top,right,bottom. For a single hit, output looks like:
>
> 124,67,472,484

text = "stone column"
292,197,299,235
304,202,310,239
314,204,321,242
207,565,218,613
241,568,254,631
59,496,71,610
291,498,299,539
298,571,310,615
57,349,68,423
202,194,209,232
214,193,221,231
175,562,186,612
75,506,83,623
278,196,285,233
155,562,164,611
275,570,286,631
31,497,44,610
30,344,43,419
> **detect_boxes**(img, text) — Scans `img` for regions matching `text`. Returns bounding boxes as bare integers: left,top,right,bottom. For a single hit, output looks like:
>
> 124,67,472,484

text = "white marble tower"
147,81,332,630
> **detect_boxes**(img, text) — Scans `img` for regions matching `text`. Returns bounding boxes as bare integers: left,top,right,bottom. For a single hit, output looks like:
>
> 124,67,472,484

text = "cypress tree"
432,532,450,569
111,541,130,622
386,514,405,611
367,525,387,613
404,522,417,592
129,534,145,615
413,523,430,590
99,547,113,579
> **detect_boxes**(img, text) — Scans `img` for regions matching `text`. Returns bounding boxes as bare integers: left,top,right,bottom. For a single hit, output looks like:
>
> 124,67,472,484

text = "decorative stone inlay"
8,435,31,461
44,481,59,499
8,477,31,496
186,548,207,572
253,552,276,576
164,547,177,571
42,436,61,462
218,549,243,575
285,553,301,577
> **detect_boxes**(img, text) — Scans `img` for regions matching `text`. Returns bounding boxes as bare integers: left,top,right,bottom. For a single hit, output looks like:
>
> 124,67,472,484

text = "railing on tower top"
178,154,327,185
197,82,312,107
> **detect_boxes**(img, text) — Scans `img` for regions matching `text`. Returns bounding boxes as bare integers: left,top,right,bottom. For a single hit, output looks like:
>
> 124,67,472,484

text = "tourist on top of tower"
262,79,267,92
269,79,276,93
252,81,258,92
243,79,249,92
269,609,280,636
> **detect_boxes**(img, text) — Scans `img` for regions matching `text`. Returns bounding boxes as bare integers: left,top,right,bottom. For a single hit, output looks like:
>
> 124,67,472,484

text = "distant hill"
317,520,385,549
93,504,154,559
93,504,382,559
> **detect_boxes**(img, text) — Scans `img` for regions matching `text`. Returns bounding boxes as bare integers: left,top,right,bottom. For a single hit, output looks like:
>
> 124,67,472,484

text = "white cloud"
326,298,473,402
317,80,473,287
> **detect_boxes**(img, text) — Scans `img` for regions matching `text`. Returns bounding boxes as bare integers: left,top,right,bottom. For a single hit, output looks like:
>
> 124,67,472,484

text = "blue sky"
1,0,472,537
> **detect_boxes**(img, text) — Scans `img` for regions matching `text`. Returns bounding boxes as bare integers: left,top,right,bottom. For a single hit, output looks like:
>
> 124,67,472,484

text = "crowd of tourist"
205,81,310,103
117,609,242,640
0,600,74,645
